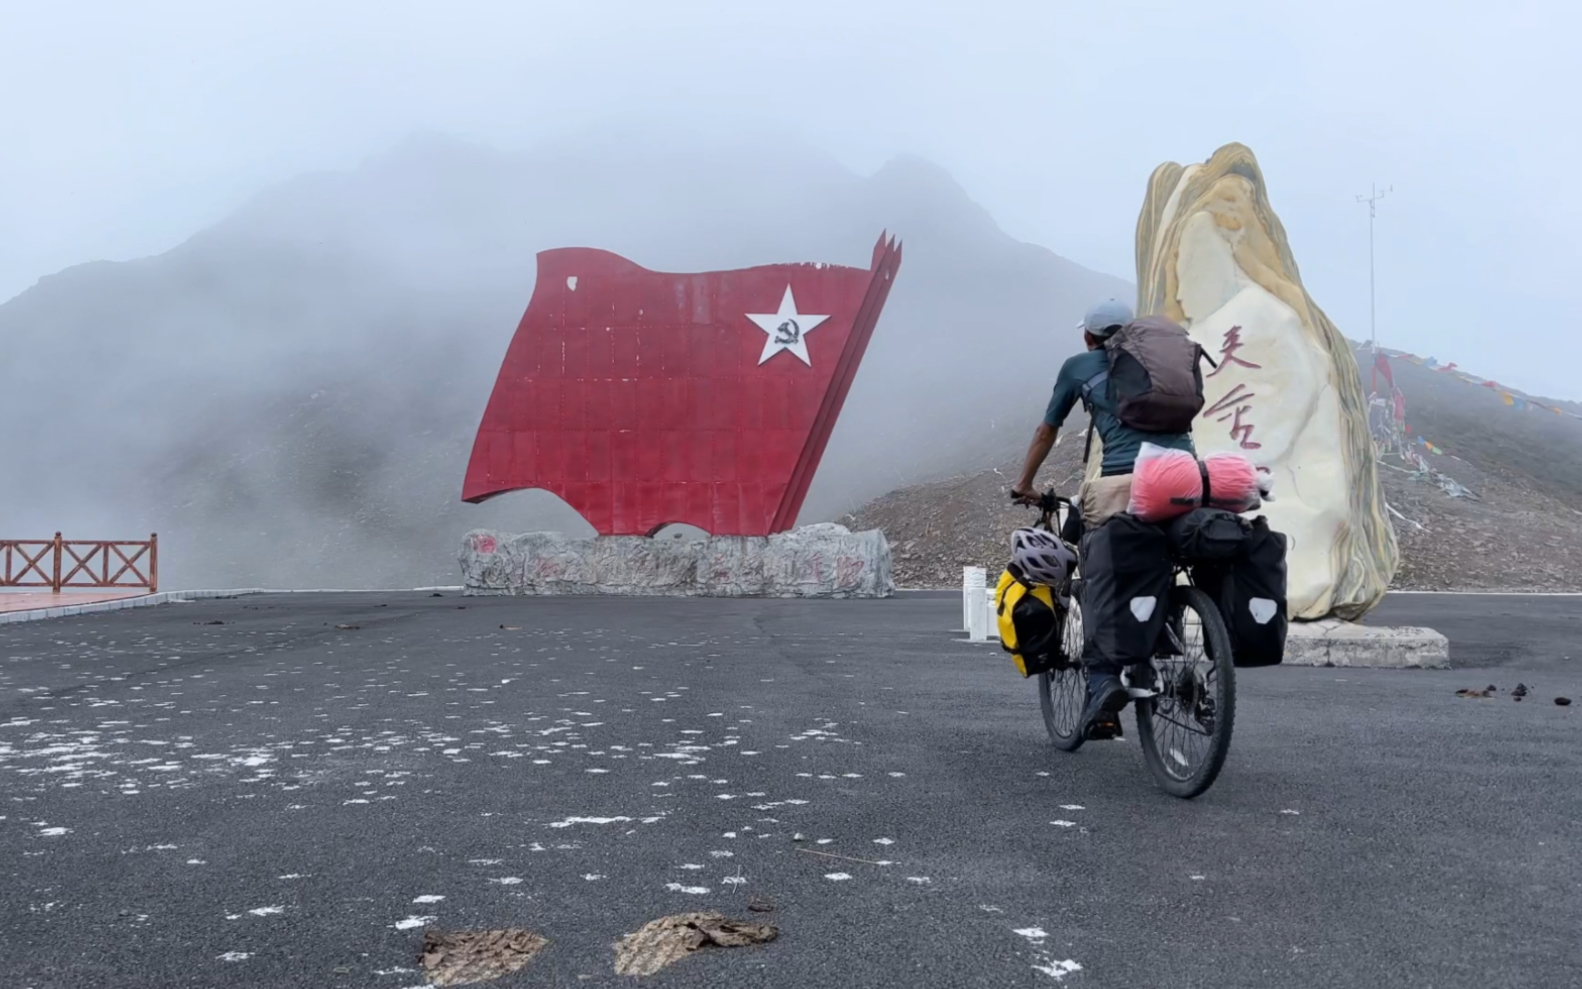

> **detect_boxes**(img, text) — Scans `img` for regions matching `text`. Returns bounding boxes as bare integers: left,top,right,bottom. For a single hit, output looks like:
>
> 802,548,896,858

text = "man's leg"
1076,524,1129,740
1080,647,1129,739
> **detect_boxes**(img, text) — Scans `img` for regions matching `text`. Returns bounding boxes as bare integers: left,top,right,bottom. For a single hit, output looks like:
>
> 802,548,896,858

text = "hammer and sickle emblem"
774,319,801,345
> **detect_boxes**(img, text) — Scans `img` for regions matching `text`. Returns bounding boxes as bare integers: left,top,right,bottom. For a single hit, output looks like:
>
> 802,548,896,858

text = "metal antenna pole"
1356,183,1392,351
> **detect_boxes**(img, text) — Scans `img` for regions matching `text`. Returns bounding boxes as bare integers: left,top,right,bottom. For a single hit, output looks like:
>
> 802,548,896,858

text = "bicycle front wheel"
1134,585,1236,799
1038,595,1086,752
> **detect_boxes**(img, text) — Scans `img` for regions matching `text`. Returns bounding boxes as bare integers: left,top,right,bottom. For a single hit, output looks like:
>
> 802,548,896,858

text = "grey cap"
1078,298,1134,338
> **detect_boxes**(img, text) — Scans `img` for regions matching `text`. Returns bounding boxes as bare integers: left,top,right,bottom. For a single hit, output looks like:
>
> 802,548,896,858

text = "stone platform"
1284,618,1450,668
0,589,253,625
0,591,145,615
459,523,894,598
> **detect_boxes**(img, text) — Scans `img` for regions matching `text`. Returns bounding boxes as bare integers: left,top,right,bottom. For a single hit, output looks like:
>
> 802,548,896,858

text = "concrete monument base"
459,523,894,598
1284,619,1449,668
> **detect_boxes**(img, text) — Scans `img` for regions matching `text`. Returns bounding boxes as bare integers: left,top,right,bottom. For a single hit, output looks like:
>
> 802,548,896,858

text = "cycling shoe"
1082,674,1129,740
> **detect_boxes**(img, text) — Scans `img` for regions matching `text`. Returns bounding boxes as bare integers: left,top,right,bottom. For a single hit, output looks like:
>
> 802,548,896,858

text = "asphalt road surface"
1364,592,1582,670
3,592,1578,989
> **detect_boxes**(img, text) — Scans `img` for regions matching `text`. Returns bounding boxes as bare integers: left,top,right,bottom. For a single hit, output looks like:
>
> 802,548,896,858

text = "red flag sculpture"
463,233,902,536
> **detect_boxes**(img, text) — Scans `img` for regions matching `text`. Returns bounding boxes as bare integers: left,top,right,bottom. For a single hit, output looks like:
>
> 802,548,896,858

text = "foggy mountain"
1,131,1127,590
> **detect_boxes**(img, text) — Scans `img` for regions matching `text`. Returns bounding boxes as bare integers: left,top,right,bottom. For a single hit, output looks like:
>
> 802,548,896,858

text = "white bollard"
967,580,998,642
962,566,985,632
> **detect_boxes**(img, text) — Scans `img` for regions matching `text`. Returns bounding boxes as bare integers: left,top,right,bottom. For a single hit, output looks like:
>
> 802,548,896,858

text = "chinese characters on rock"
1204,326,1262,450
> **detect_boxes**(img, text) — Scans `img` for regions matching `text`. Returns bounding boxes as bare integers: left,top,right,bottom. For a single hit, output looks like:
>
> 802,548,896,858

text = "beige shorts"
1078,473,1133,528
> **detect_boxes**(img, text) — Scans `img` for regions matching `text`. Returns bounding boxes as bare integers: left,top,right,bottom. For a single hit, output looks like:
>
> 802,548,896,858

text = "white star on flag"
746,286,829,366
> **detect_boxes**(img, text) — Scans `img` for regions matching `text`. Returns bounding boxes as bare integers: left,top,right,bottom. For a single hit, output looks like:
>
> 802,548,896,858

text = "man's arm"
1010,422,1057,504
1012,358,1081,503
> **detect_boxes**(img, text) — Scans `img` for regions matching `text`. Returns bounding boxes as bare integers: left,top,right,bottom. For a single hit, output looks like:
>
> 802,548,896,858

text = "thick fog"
0,132,1123,587
2,1,1579,588
6,0,1579,396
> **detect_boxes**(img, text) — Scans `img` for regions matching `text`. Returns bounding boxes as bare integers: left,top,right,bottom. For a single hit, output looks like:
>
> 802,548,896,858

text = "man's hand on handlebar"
1009,485,1041,507
1011,487,1071,514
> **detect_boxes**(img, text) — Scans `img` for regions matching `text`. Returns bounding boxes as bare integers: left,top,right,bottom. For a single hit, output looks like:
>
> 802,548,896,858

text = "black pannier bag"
1079,513,1173,669
1165,507,1247,562
1192,516,1288,667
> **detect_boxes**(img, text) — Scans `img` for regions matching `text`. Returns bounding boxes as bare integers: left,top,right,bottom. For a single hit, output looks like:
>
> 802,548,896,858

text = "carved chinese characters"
1203,327,1265,450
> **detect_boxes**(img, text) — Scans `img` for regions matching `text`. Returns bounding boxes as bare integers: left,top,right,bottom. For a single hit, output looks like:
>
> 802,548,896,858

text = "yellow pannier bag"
995,568,1062,677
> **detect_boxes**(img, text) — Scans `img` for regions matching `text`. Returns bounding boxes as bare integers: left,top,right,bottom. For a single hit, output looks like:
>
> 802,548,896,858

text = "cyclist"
1010,298,1196,738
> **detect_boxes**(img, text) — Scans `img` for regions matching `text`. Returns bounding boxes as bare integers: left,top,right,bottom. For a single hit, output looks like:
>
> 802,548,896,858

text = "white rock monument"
1131,143,1398,620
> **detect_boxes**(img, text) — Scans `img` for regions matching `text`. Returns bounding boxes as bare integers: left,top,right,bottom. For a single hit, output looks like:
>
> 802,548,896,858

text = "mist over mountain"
1,130,1126,589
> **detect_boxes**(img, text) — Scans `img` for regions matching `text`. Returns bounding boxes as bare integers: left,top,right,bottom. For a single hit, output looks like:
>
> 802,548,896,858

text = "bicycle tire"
1134,584,1236,799
1038,596,1087,752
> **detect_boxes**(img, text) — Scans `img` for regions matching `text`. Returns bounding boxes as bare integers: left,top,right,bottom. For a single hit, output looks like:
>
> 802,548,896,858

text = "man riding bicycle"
1010,299,1197,739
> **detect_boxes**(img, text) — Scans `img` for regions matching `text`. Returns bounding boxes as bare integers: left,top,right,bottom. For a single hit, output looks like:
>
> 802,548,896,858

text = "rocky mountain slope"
848,349,1582,592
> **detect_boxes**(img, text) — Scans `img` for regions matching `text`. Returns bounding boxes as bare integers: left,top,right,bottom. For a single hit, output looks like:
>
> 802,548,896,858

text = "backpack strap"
1079,369,1107,469
1078,369,1108,410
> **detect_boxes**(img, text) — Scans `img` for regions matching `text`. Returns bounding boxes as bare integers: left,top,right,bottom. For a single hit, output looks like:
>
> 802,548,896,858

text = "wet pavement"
3,591,1578,988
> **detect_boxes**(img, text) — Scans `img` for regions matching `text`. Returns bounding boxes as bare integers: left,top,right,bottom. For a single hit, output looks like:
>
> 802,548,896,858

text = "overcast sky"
4,0,1578,398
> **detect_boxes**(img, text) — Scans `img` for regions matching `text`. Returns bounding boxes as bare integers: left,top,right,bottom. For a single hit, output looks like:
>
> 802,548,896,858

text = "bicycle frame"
1024,489,1194,701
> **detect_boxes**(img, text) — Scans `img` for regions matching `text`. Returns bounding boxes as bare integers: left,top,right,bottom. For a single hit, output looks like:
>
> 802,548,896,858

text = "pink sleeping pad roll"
1127,448,1201,523
1202,453,1261,513
1127,446,1264,523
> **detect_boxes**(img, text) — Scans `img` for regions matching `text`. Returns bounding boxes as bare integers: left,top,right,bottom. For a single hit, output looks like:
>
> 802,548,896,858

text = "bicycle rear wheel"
1134,584,1236,799
1038,595,1086,752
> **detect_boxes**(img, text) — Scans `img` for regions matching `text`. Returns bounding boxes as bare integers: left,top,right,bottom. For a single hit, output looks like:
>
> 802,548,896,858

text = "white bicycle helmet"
1010,527,1076,588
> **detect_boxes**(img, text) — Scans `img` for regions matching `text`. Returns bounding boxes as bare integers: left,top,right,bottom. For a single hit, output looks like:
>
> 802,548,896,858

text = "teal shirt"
1044,350,1195,476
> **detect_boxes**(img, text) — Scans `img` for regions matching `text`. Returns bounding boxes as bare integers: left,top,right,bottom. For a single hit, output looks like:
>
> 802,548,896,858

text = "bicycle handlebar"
1009,489,1073,511
1038,491,1073,512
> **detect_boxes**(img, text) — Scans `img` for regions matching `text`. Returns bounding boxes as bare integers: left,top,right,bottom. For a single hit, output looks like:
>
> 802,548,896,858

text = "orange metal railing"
0,534,158,593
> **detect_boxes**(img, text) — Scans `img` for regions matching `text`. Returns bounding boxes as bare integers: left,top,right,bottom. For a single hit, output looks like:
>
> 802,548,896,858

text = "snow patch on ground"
393,915,435,930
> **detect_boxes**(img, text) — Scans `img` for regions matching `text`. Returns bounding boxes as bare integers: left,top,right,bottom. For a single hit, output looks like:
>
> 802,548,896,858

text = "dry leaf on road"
614,912,777,976
420,928,549,986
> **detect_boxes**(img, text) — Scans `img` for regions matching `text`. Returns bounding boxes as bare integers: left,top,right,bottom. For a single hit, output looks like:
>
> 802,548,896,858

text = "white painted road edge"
1385,590,1582,597
0,587,465,626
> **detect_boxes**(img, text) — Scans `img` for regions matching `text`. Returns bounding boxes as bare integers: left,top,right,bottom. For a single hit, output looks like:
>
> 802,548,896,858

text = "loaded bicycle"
1023,490,1237,800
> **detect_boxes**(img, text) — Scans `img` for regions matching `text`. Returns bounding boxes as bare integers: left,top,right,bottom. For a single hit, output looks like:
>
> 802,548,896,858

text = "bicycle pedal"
1124,687,1158,699
1085,717,1125,741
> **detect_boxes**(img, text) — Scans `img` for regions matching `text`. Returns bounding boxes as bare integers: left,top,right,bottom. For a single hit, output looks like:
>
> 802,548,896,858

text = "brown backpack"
1102,315,1207,433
